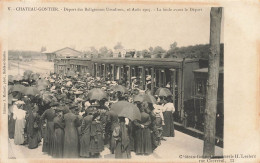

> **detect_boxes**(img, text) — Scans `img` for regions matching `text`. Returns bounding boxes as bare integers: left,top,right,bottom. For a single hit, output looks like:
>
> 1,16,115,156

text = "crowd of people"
8,71,175,159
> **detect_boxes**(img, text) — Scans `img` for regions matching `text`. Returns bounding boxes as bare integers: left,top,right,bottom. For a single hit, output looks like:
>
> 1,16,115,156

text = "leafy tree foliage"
114,42,124,50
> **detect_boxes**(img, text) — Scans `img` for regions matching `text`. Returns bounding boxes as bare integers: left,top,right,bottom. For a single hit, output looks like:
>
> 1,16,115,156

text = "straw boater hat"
146,75,151,81
74,90,83,95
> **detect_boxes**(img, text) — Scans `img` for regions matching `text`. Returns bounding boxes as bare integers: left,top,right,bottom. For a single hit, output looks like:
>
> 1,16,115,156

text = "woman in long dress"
13,102,26,145
52,108,65,158
133,102,152,155
63,105,81,158
8,101,16,139
146,103,160,150
153,103,165,143
113,117,131,159
162,96,175,137
79,110,92,158
89,112,104,158
27,106,41,149
105,109,119,154
40,103,57,155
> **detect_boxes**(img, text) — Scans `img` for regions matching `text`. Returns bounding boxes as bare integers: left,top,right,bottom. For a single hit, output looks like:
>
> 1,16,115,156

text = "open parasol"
154,88,172,97
37,79,50,87
111,85,128,94
133,93,158,104
111,101,141,121
30,73,40,81
12,84,26,93
24,86,41,96
87,88,108,101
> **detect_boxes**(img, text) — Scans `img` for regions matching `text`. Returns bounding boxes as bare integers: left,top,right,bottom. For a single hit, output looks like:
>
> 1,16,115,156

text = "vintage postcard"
0,0,259,163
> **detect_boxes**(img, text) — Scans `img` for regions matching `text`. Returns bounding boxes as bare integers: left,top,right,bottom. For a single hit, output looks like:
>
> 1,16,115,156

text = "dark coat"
133,111,153,155
40,108,56,154
105,110,119,153
162,111,175,137
89,120,104,154
113,122,131,159
63,112,81,158
79,115,92,157
27,108,40,149
53,116,65,158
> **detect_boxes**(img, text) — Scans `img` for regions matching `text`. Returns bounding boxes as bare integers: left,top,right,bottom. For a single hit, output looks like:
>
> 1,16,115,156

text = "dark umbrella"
24,86,41,96
133,93,158,104
111,85,128,94
37,79,50,87
155,88,172,97
30,73,40,81
37,85,47,91
111,101,141,121
23,70,33,80
87,88,108,101
12,84,26,93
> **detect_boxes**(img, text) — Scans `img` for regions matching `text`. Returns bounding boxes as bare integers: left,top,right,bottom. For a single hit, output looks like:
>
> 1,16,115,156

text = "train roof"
193,67,224,74
55,57,91,61
91,57,198,68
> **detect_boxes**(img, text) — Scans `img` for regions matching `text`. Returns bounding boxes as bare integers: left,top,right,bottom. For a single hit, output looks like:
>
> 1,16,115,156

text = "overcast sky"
6,3,222,52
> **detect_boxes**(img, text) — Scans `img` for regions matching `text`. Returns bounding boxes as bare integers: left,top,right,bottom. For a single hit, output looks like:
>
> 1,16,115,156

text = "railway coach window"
195,79,206,96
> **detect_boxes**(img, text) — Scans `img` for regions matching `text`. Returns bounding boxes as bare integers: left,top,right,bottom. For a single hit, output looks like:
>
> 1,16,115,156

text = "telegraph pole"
203,7,222,157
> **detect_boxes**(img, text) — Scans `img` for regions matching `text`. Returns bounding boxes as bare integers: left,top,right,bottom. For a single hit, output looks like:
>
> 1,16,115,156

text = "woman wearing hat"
133,102,153,155
63,103,81,158
40,101,57,155
89,109,104,158
79,107,93,158
13,101,26,145
26,103,41,149
52,107,65,158
162,96,175,137
113,117,131,159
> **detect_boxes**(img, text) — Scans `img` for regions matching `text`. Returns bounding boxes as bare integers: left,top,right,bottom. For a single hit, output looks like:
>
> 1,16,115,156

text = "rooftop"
193,67,224,73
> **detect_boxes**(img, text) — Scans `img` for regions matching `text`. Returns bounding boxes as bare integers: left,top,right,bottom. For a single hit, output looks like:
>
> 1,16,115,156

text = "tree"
170,42,177,50
88,46,98,58
203,7,222,158
141,49,151,58
99,46,109,58
166,42,178,58
152,46,166,58
107,49,113,57
114,42,124,50
40,46,46,52
148,47,153,53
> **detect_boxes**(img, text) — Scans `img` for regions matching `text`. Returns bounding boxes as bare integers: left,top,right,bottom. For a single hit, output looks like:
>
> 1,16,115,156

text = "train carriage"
91,57,200,126
54,57,224,146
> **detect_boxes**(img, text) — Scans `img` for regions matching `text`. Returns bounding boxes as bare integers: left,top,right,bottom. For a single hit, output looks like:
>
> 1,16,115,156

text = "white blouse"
163,103,175,113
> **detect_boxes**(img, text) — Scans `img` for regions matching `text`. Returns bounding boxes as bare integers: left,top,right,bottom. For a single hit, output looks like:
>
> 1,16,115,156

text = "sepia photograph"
1,1,259,162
